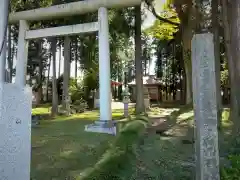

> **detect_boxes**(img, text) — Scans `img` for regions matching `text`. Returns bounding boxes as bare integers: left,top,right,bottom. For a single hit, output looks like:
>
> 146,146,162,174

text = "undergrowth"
221,135,240,180
78,116,148,180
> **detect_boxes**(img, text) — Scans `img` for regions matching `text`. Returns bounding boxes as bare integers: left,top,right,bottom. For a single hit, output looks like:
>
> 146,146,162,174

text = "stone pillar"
85,8,115,135
15,20,29,86
98,7,111,121
192,33,220,180
0,0,9,82
0,19,32,180
0,17,31,180
0,84,32,180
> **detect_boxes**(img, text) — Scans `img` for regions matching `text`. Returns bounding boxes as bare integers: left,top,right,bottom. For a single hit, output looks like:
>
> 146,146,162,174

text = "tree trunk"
179,45,186,104
7,25,13,83
51,38,58,117
182,28,192,105
229,0,240,131
144,58,147,76
58,45,61,78
37,41,43,103
75,40,78,80
221,0,240,127
46,56,51,102
11,40,15,71
174,1,198,105
63,36,71,114
212,0,222,129
135,5,145,114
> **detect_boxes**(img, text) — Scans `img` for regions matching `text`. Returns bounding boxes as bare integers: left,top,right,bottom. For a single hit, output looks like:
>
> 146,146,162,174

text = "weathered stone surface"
98,7,112,121
191,33,220,180
85,120,116,135
0,83,32,180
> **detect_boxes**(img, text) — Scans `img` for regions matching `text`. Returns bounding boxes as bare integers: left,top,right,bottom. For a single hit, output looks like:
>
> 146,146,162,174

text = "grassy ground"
31,119,113,179
31,105,231,180
31,106,134,179
130,107,232,180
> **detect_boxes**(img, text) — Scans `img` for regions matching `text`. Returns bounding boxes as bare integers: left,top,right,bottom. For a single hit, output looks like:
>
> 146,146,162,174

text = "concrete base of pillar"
0,83,32,180
85,120,116,135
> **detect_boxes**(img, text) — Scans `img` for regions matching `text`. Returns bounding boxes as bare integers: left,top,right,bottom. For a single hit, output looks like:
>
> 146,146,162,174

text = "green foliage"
221,155,240,180
144,8,179,40
71,99,88,113
69,78,89,113
220,134,240,180
69,78,85,102
221,60,229,87
27,39,50,87
78,117,148,180
82,70,98,104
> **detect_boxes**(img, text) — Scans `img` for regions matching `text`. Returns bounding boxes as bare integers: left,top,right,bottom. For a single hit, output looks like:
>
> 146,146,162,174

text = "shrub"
221,155,240,180
71,99,88,113
69,79,85,102
78,117,148,180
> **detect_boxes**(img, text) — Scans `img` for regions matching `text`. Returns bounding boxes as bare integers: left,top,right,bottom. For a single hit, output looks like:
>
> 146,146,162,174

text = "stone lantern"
122,87,130,117
144,87,150,109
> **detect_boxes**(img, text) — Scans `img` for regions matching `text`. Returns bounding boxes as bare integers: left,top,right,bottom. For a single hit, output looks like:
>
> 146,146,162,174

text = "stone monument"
192,33,220,180
0,0,32,180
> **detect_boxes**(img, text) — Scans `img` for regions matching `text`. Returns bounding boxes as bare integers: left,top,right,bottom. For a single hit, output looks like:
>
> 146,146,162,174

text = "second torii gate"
0,0,141,179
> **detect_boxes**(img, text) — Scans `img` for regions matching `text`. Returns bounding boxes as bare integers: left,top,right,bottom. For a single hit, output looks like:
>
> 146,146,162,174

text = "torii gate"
0,0,141,179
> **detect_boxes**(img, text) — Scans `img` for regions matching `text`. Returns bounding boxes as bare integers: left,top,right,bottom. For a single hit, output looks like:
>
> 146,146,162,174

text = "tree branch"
144,0,180,26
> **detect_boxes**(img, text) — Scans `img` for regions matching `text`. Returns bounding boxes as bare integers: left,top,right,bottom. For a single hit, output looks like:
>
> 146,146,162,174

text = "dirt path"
132,108,196,180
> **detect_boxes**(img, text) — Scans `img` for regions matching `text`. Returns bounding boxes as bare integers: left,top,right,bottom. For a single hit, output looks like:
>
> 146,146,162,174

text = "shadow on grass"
127,105,196,180
149,104,193,135
134,125,195,180
217,108,239,157
132,106,238,180
31,105,234,180
166,104,192,121
78,119,147,180
31,119,116,180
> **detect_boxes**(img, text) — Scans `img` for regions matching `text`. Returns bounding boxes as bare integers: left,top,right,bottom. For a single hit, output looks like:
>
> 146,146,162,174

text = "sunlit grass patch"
32,104,135,122
222,108,231,127
32,106,50,115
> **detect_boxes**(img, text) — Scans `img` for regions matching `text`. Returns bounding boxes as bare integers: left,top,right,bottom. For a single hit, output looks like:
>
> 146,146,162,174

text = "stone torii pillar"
84,7,114,134
98,7,111,121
